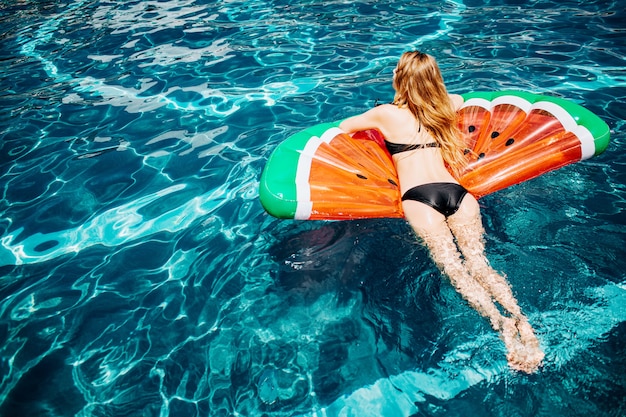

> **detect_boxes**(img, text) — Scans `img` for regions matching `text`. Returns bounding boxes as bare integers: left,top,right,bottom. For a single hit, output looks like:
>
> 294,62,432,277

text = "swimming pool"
1,0,625,415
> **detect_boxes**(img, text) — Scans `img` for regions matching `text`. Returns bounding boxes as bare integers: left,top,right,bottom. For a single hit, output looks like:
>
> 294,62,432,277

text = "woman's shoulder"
376,103,409,119
448,94,464,111
374,103,399,113
357,103,405,125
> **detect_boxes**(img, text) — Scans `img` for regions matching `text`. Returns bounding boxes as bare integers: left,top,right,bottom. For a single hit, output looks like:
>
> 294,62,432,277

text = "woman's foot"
514,317,544,372
500,317,544,373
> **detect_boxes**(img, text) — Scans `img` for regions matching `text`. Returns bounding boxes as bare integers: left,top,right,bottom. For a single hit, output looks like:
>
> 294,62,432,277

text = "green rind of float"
259,131,308,219
461,90,610,155
534,94,610,155
259,121,341,219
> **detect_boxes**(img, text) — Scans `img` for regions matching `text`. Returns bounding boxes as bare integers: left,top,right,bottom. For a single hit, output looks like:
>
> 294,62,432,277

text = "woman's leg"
447,200,523,318
447,197,544,372
402,201,510,334
404,201,540,371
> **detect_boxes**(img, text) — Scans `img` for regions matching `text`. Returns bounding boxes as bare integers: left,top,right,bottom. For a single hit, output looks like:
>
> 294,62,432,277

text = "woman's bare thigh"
451,193,481,223
401,200,447,236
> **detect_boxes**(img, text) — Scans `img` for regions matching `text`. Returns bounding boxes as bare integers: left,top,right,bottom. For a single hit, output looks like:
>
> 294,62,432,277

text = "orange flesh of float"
308,132,402,220
458,109,582,197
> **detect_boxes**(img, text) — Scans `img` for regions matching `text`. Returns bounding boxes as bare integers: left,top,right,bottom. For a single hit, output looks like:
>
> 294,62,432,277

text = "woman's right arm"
339,104,391,133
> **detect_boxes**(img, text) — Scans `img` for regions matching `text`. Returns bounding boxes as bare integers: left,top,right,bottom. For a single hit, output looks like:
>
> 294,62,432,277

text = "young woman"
339,51,544,373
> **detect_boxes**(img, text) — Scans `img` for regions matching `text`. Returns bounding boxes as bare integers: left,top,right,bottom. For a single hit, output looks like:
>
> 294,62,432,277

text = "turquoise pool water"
1,0,625,416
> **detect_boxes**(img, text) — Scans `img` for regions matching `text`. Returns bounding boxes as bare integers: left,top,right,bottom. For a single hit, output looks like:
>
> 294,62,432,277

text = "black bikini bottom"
401,182,469,217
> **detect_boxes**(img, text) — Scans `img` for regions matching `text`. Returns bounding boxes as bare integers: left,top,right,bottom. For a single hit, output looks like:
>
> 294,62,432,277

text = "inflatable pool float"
259,90,610,220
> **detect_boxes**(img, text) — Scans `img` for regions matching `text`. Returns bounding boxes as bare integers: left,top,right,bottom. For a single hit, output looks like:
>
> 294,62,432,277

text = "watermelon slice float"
259,90,610,220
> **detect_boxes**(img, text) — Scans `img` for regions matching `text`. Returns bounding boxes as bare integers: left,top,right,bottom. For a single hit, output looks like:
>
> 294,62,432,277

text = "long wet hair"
392,51,466,176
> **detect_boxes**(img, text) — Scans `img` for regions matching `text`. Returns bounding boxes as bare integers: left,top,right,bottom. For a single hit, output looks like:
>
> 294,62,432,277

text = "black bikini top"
383,104,441,155
384,140,441,155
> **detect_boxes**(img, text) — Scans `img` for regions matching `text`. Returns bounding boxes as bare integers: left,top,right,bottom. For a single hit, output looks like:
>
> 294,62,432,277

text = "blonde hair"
393,51,466,176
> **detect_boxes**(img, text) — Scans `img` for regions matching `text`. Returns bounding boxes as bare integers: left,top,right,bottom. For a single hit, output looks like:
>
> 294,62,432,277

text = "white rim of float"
462,94,595,160
294,127,343,220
